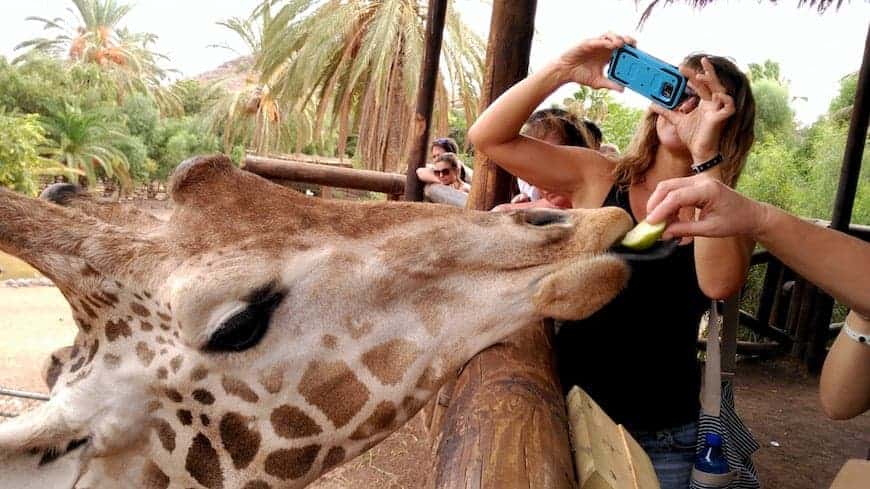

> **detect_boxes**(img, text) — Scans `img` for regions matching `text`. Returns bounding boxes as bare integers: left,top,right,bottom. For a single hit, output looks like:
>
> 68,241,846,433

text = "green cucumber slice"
620,219,666,251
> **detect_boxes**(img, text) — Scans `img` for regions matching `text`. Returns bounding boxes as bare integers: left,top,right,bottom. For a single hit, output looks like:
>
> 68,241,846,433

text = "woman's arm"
820,312,870,420
692,169,753,299
467,34,630,195
416,167,440,184
646,175,870,316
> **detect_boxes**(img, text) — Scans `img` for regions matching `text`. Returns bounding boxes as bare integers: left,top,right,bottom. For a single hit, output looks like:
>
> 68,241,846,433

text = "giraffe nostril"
521,209,569,227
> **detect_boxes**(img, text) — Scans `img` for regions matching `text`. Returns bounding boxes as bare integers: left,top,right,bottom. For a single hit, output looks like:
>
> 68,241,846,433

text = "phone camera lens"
662,82,674,98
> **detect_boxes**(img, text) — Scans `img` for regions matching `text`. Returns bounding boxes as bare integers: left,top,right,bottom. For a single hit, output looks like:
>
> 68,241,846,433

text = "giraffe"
0,154,634,489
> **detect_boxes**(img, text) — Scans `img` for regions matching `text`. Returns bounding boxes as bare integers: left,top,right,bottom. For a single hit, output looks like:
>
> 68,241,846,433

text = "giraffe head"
0,155,632,489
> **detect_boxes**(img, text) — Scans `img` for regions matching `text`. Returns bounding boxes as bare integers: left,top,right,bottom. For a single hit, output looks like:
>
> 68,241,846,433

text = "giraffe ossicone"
0,154,632,489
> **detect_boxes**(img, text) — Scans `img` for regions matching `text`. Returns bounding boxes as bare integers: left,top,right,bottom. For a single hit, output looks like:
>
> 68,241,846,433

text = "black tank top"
555,185,707,432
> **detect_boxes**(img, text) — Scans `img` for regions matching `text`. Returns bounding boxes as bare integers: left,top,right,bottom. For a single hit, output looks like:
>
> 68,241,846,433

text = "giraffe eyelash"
204,284,286,353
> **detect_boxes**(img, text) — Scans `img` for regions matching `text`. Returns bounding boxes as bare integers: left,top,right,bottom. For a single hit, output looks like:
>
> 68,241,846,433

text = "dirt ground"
0,284,866,488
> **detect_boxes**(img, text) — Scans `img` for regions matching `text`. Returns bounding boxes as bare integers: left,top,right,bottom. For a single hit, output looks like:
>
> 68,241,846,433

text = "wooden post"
434,322,577,489
433,3,577,489
756,260,782,328
403,0,449,202
464,1,535,211
806,25,870,372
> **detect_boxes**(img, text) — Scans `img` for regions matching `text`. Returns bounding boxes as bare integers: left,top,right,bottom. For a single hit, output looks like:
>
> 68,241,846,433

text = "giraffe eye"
205,284,285,352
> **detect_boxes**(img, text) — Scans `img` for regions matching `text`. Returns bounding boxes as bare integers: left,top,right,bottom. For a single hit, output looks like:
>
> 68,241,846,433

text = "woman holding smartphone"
467,33,757,487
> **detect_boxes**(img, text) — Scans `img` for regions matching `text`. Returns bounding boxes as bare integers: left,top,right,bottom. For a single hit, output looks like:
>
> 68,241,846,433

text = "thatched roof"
638,0,846,25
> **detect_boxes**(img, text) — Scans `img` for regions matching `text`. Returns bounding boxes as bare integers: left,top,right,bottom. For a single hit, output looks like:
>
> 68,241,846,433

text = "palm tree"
41,103,133,189
211,0,484,172
15,0,177,112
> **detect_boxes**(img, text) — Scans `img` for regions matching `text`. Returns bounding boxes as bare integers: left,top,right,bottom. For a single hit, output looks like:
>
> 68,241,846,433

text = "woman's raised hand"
553,33,635,91
650,57,736,163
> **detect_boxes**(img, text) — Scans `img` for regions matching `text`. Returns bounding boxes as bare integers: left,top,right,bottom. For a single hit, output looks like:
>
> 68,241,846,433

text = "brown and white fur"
0,154,632,489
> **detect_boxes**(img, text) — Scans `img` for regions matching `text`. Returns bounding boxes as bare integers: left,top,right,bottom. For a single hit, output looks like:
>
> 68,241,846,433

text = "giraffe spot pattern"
185,433,224,489
45,355,63,390
157,367,168,379
241,481,271,489
170,355,184,373
298,360,370,429
201,414,210,426
103,353,121,369
416,366,439,392
105,318,132,342
136,342,156,367
259,367,283,394
402,396,426,417
321,334,338,349
141,460,170,489
361,339,420,386
141,320,154,332
264,445,320,481
177,409,193,426
164,388,183,403
321,446,346,473
157,311,172,322
151,418,176,453
86,340,99,365
350,401,397,440
192,389,215,405
130,302,151,317
219,412,261,470
270,405,322,439
222,376,259,403
190,365,209,382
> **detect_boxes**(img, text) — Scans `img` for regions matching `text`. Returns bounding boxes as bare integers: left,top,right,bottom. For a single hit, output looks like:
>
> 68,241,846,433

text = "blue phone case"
607,44,687,109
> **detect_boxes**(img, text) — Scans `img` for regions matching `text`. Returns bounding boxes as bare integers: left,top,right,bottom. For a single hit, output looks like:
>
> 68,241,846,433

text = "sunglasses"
433,168,453,177
434,138,450,144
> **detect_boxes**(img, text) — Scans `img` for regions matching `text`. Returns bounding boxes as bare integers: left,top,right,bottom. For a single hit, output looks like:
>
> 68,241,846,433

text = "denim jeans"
632,421,698,489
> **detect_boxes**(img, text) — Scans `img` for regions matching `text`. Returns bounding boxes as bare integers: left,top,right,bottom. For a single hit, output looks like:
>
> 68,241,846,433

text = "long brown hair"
522,108,591,148
613,54,756,188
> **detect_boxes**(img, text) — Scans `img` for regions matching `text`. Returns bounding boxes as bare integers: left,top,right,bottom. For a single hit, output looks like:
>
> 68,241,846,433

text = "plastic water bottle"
695,433,730,474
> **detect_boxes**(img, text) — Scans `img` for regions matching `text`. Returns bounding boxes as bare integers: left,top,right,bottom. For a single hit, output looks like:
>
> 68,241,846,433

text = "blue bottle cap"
705,433,723,446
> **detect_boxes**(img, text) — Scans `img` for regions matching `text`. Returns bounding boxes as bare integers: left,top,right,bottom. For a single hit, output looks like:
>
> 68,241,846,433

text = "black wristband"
691,154,723,174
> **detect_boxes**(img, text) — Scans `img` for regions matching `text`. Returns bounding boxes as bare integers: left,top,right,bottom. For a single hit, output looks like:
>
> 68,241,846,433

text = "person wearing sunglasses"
417,137,474,185
468,32,757,488
423,152,471,193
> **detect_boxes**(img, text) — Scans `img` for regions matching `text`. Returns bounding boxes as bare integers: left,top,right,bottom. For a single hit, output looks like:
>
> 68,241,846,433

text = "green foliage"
828,72,858,124
41,103,132,188
0,110,51,195
172,79,216,116
149,117,219,180
748,60,786,85
599,100,644,151
120,92,159,140
752,78,795,142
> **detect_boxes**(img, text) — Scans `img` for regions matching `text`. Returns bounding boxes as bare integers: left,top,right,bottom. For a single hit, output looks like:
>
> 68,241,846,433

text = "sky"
1,0,868,126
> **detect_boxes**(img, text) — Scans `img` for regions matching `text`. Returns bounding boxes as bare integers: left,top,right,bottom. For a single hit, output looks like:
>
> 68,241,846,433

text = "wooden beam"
464,0,535,211
243,155,405,195
403,0,449,202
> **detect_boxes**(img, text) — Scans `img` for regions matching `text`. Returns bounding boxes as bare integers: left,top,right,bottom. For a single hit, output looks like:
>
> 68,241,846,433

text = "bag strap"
701,300,722,417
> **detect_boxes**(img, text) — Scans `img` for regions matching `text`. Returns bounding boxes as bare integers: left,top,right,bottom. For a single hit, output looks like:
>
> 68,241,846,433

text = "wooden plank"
567,387,659,489
829,459,870,489
739,311,793,346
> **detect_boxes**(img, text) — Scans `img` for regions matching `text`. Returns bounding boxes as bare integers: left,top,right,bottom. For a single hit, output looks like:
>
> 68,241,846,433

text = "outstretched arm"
467,34,631,195
646,174,870,316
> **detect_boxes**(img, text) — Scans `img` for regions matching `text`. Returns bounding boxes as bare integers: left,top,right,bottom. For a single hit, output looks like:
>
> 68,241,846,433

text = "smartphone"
607,44,687,110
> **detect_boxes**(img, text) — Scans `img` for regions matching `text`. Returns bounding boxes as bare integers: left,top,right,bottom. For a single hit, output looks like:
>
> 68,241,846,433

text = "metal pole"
403,0,449,202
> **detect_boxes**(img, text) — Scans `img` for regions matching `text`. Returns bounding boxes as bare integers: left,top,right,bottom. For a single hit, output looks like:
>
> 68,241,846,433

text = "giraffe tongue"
609,239,680,263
